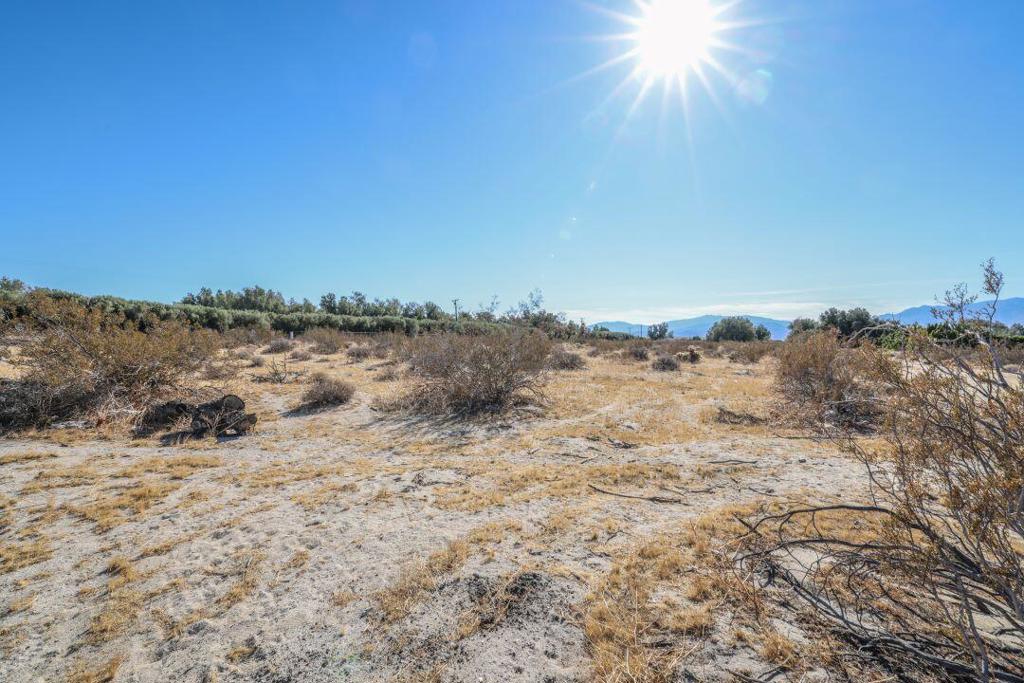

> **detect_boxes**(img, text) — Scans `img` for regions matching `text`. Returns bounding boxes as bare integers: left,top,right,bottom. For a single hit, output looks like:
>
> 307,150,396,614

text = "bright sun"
577,0,755,129
634,0,721,79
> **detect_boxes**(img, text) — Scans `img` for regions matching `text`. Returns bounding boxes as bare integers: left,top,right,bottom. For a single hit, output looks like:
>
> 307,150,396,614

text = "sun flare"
577,0,761,132
634,0,721,79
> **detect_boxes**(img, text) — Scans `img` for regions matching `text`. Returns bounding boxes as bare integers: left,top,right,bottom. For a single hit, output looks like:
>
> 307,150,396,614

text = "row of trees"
789,303,1024,345
3,278,599,339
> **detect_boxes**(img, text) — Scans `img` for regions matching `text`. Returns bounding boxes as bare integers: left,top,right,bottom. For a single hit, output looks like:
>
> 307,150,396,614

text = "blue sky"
2,0,1022,323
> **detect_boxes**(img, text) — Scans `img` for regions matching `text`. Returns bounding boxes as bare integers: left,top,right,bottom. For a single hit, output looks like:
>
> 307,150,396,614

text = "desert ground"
1,343,870,682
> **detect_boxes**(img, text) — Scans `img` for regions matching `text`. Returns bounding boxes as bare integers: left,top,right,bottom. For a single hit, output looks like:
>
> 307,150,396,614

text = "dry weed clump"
627,344,650,361
302,327,350,355
548,347,587,371
346,345,373,361
301,373,355,410
263,338,293,354
773,330,883,430
720,340,776,364
0,293,215,432
651,354,680,372
220,326,274,348
392,332,551,416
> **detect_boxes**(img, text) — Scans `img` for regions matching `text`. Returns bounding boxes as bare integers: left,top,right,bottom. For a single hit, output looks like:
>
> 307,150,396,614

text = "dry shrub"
627,344,650,361
548,347,587,371
346,345,372,361
255,358,300,384
651,355,679,372
0,293,214,432
301,373,355,409
302,327,349,355
263,338,293,354
221,326,273,348
201,359,238,380
289,349,312,362
374,366,401,382
774,330,883,430
722,340,776,364
370,333,406,359
396,331,551,415
745,265,1024,681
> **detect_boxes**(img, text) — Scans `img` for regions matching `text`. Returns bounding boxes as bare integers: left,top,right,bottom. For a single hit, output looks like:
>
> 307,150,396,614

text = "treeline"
0,279,608,339
789,306,1024,347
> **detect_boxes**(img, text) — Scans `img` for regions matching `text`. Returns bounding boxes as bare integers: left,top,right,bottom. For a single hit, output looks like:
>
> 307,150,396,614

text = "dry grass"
0,331,865,680
374,540,470,623
67,656,124,683
4,592,35,615
67,480,180,531
0,538,51,574
0,450,58,465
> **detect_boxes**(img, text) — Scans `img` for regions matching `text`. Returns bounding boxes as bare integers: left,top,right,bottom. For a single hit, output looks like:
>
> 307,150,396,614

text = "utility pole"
452,298,460,322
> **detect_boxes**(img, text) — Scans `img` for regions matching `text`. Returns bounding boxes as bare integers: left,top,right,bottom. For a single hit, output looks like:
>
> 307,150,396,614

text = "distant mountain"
880,297,1024,326
593,315,791,340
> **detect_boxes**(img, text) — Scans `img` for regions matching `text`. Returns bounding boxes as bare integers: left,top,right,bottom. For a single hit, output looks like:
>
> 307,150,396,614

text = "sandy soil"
0,347,869,682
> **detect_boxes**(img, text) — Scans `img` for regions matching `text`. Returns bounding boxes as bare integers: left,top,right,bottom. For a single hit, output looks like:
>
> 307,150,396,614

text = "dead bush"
548,348,586,371
302,328,349,355
627,344,650,361
744,263,1024,681
301,373,355,410
774,330,883,430
346,345,372,361
723,340,775,364
263,338,293,354
370,333,406,359
0,293,215,432
289,349,312,362
651,354,680,372
255,358,300,384
395,331,551,415
374,366,401,382
221,327,274,348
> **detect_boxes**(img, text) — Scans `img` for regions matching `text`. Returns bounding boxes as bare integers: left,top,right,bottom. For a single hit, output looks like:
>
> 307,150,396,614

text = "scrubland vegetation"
1,264,1021,682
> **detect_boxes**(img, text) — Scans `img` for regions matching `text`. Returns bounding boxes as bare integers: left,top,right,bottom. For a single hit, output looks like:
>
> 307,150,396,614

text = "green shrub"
787,318,819,337
706,317,757,342
647,322,671,340
818,307,879,338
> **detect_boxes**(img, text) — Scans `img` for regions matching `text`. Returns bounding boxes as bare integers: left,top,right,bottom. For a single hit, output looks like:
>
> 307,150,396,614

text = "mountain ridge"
593,297,1024,340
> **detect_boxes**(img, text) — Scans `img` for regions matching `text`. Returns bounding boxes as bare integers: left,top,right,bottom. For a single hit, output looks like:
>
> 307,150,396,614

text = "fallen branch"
588,483,683,504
